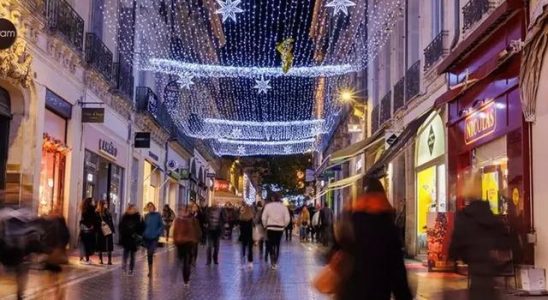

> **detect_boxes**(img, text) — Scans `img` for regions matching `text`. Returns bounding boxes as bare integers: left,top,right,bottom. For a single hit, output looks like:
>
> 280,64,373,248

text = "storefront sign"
206,172,216,178
134,132,151,148
214,179,231,192
148,151,159,161
45,89,72,119
464,102,496,144
0,18,17,49
82,108,105,123
99,139,118,159
179,168,190,180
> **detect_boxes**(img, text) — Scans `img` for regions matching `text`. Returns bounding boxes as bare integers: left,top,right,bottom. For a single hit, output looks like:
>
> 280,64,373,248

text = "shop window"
143,160,160,209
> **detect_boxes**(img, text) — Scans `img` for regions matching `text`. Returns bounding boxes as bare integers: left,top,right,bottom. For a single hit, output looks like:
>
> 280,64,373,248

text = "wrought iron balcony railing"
463,0,497,33
424,31,449,71
136,87,174,131
380,91,392,125
393,77,405,113
170,124,195,154
405,60,420,102
85,33,114,82
371,105,380,134
45,0,84,53
113,54,134,101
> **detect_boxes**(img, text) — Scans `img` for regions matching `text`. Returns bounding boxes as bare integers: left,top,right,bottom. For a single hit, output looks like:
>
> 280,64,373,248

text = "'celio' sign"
464,101,496,145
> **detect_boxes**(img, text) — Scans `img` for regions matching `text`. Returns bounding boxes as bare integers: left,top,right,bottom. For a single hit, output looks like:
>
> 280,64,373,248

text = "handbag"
312,250,346,294
101,215,112,236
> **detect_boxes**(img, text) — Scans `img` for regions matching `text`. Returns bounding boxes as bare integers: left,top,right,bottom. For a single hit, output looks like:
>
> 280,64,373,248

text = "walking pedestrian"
95,200,115,265
319,201,334,247
162,204,176,242
143,202,164,277
119,204,144,276
311,209,320,243
298,205,310,242
173,205,201,286
189,201,202,266
322,177,412,300
285,206,294,241
79,198,96,264
261,193,290,269
205,201,226,265
449,176,510,300
253,201,267,260
239,203,255,268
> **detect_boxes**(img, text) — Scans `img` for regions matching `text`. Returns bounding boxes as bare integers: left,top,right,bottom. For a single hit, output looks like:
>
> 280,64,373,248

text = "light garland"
102,0,405,156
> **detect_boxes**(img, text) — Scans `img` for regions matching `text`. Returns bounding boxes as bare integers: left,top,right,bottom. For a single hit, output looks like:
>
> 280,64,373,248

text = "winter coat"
206,206,226,231
262,202,290,231
119,212,144,251
143,212,164,240
299,207,310,226
79,207,97,253
320,207,334,227
96,211,115,252
334,192,412,300
173,214,200,245
239,205,254,221
449,200,509,276
162,207,176,228
286,208,294,230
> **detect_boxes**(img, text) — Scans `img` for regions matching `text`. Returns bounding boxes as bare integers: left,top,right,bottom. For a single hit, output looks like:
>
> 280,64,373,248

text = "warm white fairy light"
325,0,356,16
215,0,245,23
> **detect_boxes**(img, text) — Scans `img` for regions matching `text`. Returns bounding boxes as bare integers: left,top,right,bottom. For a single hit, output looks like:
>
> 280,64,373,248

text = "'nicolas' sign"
465,101,496,145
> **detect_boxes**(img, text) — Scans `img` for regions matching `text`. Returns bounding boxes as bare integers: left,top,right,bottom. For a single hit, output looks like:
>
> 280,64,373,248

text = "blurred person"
119,204,144,276
253,201,267,260
79,197,96,264
239,203,255,268
162,204,176,242
143,202,164,277
298,205,310,242
285,206,294,241
42,206,70,299
205,201,226,265
449,176,509,300
173,205,201,286
319,201,334,247
262,193,290,269
326,177,412,300
95,200,115,265
311,208,320,243
309,204,318,242
198,201,208,245
189,201,202,266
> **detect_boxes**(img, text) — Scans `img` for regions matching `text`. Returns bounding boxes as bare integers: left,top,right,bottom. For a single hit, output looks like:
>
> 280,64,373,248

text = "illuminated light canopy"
145,59,358,78
104,0,405,156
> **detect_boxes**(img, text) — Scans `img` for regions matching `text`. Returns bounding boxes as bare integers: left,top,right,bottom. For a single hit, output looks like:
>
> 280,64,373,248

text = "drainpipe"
450,0,460,50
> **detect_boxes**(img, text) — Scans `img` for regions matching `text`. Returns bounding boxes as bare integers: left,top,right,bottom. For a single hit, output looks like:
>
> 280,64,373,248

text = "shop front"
166,143,190,210
83,126,128,224
39,89,72,216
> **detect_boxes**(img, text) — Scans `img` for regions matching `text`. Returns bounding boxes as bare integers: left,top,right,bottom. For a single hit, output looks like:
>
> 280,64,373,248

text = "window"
406,0,420,66
91,0,104,40
431,0,444,38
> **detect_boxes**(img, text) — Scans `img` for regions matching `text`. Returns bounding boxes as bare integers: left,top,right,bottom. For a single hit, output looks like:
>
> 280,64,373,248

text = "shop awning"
327,129,385,166
214,191,243,204
326,174,364,190
366,110,435,178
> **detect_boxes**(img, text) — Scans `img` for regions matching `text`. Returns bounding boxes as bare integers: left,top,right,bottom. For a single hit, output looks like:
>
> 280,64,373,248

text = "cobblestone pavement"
2,239,547,300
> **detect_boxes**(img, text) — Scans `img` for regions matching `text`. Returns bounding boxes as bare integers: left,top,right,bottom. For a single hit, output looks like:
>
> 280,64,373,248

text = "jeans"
144,238,158,271
176,243,194,283
122,248,136,271
267,230,283,265
191,243,198,266
285,227,293,241
299,226,308,240
207,229,221,264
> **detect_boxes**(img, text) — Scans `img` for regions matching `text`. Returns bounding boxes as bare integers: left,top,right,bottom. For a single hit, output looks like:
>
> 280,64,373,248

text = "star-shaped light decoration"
254,76,271,94
325,0,356,16
283,146,292,154
215,0,244,23
237,145,246,155
231,128,242,138
178,74,194,90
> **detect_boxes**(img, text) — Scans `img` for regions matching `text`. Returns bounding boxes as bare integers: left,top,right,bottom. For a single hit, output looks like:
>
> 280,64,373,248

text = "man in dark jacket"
319,201,334,247
332,178,412,300
205,201,226,265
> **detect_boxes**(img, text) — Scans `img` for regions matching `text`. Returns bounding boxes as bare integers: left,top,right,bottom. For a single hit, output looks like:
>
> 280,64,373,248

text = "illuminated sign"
214,179,231,192
99,139,118,159
464,101,496,145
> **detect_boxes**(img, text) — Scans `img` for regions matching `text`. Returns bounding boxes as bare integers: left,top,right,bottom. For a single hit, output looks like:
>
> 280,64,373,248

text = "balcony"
405,61,420,102
371,105,380,134
44,0,84,53
136,87,174,131
463,0,497,33
85,33,113,82
393,77,405,113
113,54,134,100
424,31,449,71
379,91,392,125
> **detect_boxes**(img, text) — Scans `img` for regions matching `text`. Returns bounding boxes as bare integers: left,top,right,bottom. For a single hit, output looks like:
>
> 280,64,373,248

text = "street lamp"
338,88,367,119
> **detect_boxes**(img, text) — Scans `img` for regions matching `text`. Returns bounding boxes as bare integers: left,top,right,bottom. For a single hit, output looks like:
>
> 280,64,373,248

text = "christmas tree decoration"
215,0,245,23
276,38,295,74
254,76,272,94
325,0,356,16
